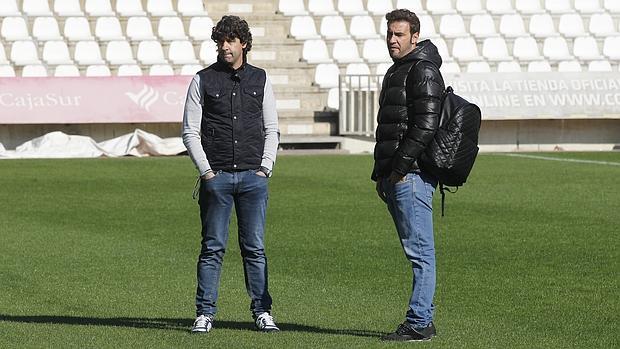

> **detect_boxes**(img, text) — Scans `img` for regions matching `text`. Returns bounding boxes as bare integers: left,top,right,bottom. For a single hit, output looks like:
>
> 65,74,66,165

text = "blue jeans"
196,170,272,317
381,171,437,327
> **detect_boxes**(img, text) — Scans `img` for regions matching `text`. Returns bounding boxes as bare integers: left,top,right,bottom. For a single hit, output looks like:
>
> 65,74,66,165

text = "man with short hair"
182,15,280,334
372,9,445,342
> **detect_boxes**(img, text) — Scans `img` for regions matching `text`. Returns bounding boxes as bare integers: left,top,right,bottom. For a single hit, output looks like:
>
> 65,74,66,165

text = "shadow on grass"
0,314,382,338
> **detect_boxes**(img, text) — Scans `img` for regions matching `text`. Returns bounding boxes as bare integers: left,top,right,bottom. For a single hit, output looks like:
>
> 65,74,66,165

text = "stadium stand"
0,0,619,151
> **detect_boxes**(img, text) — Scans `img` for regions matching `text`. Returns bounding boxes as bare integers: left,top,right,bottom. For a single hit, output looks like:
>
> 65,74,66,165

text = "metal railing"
338,74,384,137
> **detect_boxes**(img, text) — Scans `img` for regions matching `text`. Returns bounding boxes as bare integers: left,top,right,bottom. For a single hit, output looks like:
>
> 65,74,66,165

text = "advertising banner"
443,72,620,120
0,76,193,124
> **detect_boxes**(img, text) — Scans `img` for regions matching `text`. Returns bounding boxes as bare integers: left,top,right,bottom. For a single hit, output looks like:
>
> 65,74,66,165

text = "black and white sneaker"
254,312,280,332
381,321,436,342
190,314,213,333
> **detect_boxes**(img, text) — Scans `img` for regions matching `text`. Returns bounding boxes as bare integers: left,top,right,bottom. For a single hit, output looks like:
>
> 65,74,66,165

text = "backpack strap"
439,183,458,217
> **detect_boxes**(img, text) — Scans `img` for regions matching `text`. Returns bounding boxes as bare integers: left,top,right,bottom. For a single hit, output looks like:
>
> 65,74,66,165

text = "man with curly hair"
182,15,280,334
373,9,445,342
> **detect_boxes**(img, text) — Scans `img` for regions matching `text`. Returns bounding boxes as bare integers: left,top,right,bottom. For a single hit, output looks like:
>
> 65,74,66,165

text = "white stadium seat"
497,61,522,72
396,0,424,14
189,17,214,41
137,40,167,64
515,0,544,14
440,62,461,74
149,64,174,76
86,65,111,76
302,39,332,63
456,0,485,15
147,0,177,16
33,17,63,41
362,39,392,63
603,37,620,60
127,17,156,41
451,37,482,62
158,16,187,40
199,40,218,64
10,41,40,65
513,36,543,61
54,64,81,76
54,0,84,16
314,63,340,88
589,13,615,37
558,61,582,72
427,0,456,14
346,63,372,88
544,0,572,14
527,61,551,72
439,15,467,38
1,17,30,41
486,0,515,14
337,0,366,16
1,0,20,16
105,40,136,65
367,0,393,15
308,0,337,15
168,40,199,64
0,65,16,77
117,64,143,76
279,0,307,15
74,40,104,64
23,0,53,16
22,64,48,77
499,14,527,37
116,0,146,16
588,60,612,71
467,62,491,73
327,88,339,110
433,38,452,62
320,16,349,39
290,16,320,40
573,37,602,61
333,39,362,63
482,37,511,61
574,0,604,13
529,14,556,38
350,16,379,39
558,14,586,38
64,17,94,41
177,0,208,16
470,14,497,38
0,43,8,64
42,41,73,64
375,62,391,76
604,0,620,13
419,15,438,39
95,17,125,41
180,64,203,76
543,37,572,61
85,0,115,16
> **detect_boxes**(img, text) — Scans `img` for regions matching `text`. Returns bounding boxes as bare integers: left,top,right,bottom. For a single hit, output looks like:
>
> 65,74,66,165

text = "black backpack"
419,86,482,216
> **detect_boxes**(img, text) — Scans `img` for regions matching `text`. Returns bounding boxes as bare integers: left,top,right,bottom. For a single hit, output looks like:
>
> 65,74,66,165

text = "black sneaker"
381,321,436,342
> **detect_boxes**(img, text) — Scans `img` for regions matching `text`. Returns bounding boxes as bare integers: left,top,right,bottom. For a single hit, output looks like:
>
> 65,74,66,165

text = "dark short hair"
211,15,253,52
385,9,420,35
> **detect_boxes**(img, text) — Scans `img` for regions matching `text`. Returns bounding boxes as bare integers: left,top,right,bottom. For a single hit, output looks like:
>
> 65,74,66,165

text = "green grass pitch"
0,153,618,348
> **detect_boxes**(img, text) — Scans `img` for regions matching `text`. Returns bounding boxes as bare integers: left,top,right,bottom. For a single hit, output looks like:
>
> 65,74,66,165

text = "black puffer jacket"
372,40,445,181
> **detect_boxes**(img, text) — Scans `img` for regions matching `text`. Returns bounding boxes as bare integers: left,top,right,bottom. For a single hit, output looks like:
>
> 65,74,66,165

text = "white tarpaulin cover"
0,129,185,159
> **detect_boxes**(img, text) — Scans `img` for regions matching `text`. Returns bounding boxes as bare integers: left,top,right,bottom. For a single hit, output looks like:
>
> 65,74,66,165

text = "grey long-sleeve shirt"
182,73,280,176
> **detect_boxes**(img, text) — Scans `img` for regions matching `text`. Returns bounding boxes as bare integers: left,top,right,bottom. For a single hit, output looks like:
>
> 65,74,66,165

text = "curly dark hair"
211,15,253,52
385,9,420,35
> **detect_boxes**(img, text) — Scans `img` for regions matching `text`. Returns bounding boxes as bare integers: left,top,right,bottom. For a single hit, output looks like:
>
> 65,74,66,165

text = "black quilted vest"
198,60,266,171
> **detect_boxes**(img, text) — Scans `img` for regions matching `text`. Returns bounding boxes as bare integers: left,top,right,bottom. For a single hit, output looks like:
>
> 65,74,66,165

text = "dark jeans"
195,170,272,317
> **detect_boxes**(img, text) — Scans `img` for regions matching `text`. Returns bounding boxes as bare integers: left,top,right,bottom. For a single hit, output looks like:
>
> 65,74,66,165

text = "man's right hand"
376,180,387,203
201,171,215,181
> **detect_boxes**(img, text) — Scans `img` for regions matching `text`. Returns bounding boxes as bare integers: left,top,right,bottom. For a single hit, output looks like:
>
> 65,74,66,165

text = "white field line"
492,153,620,166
